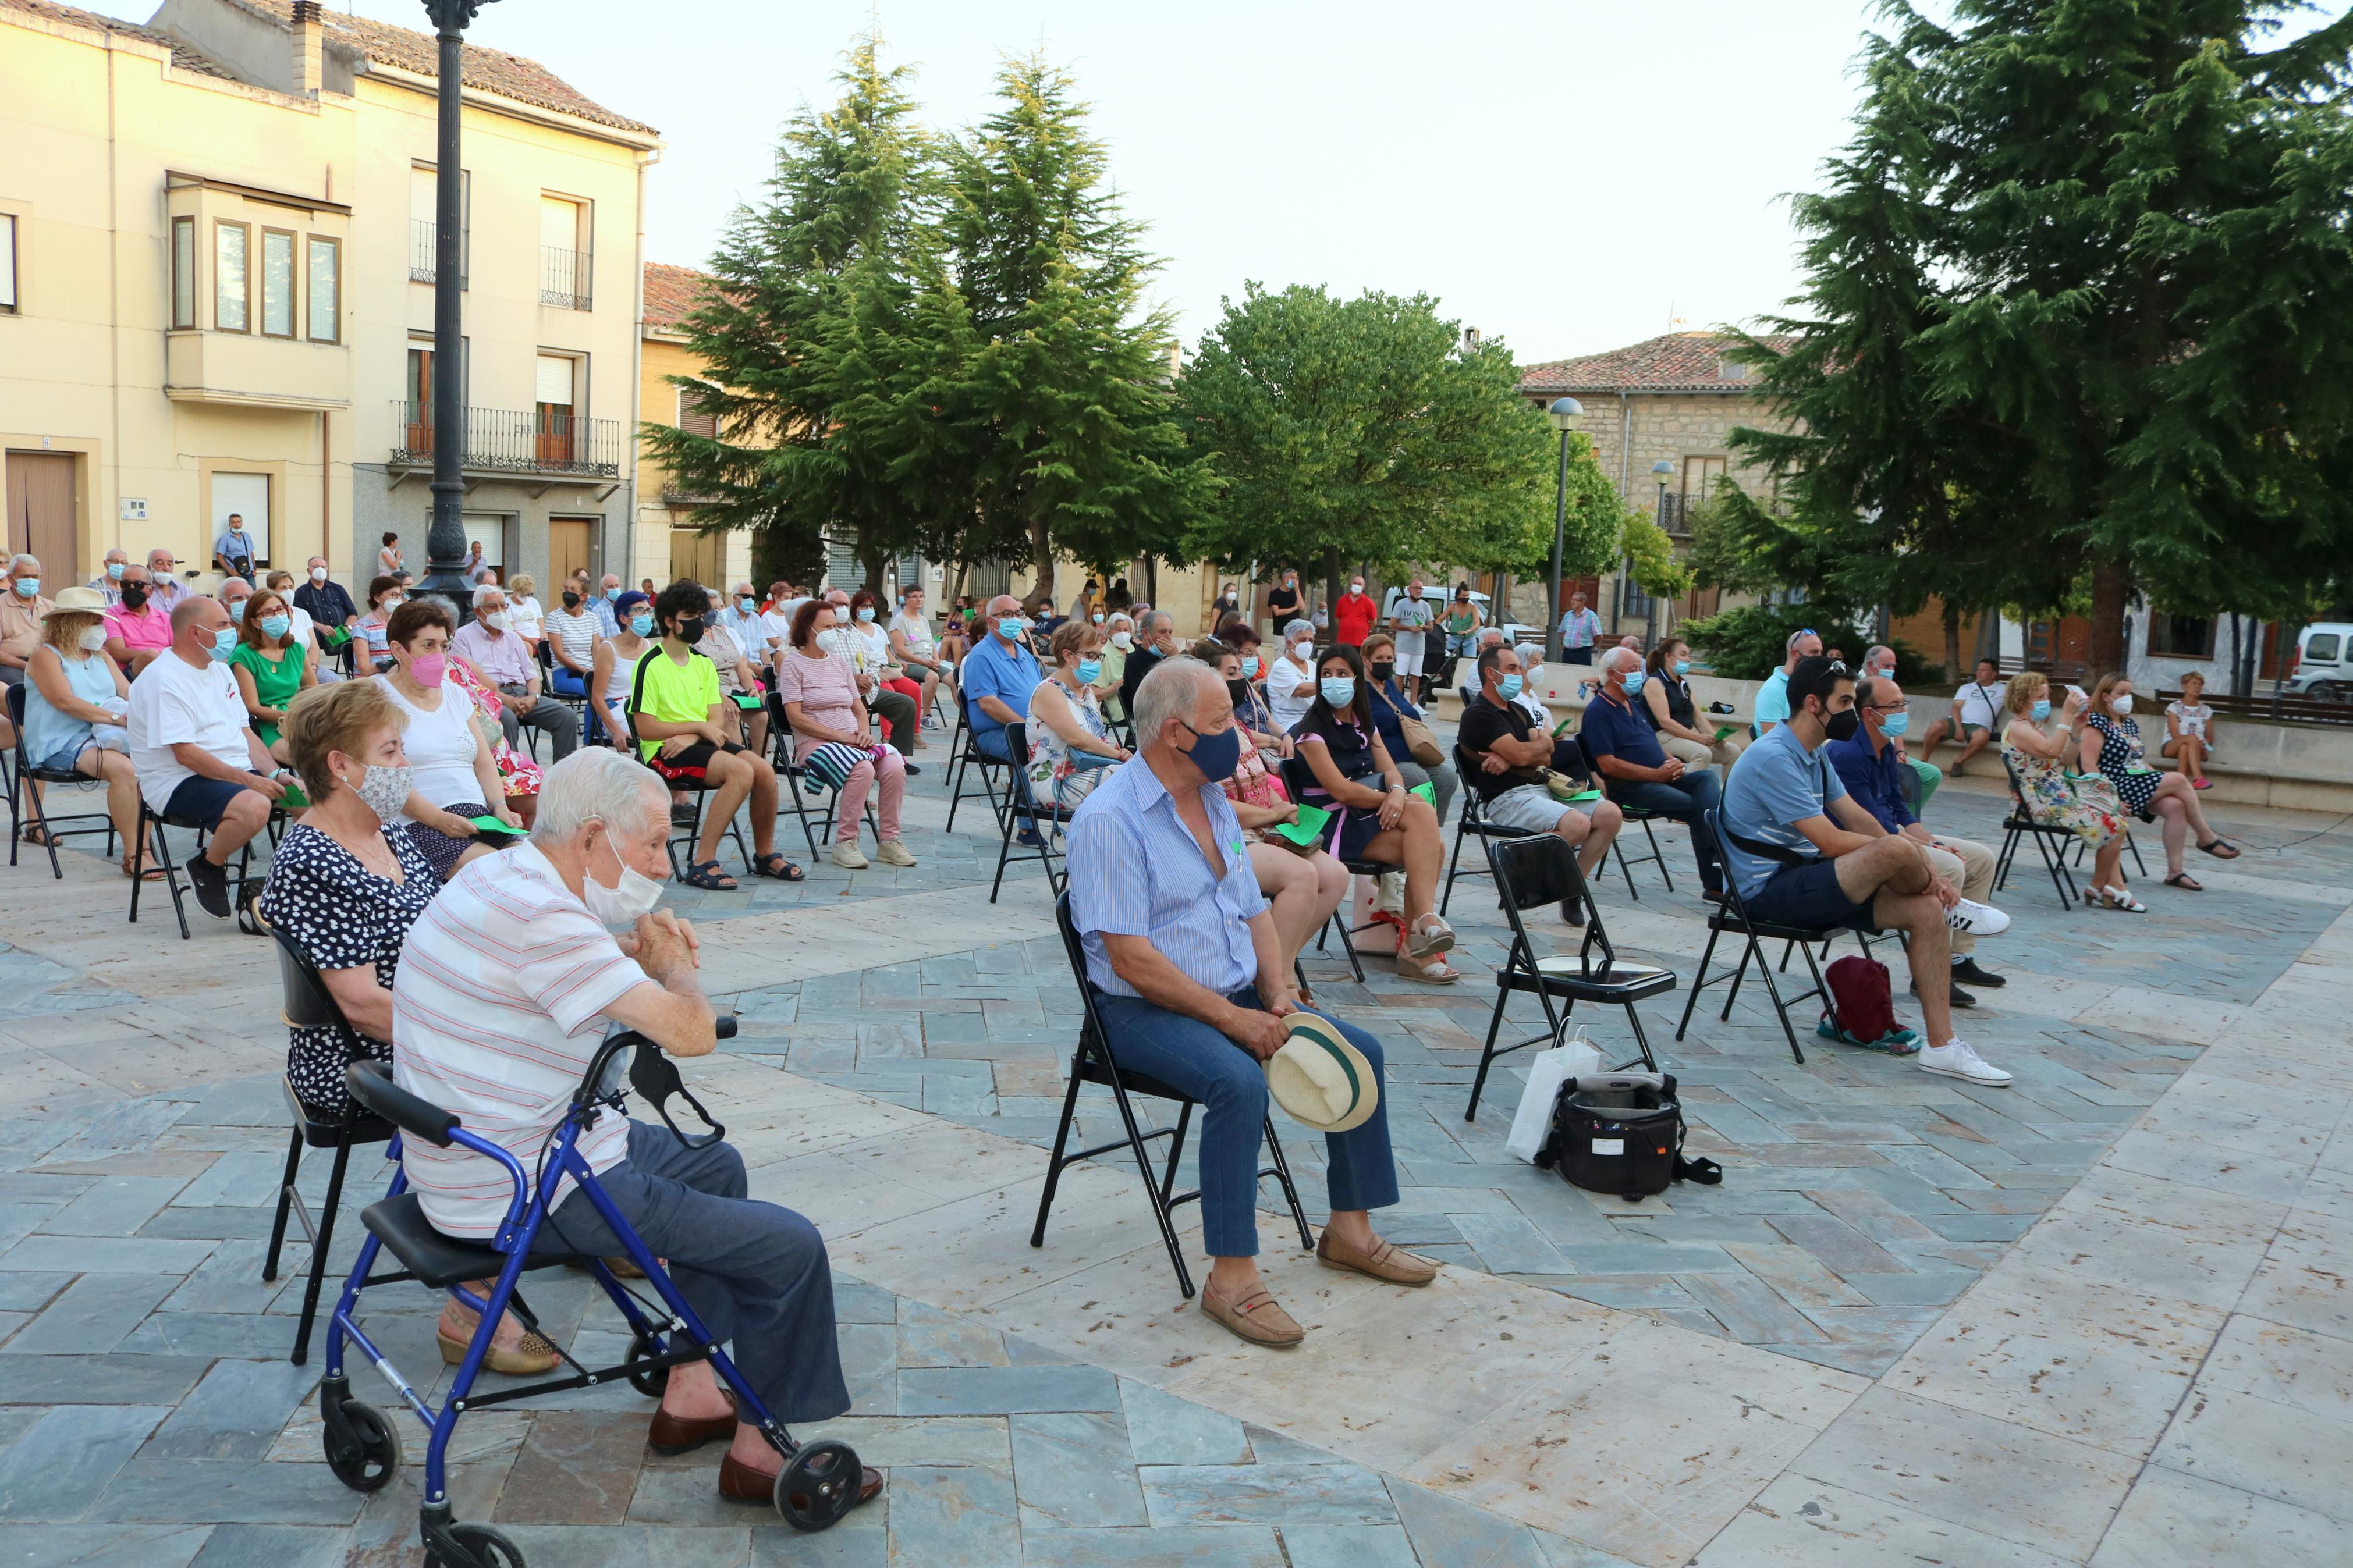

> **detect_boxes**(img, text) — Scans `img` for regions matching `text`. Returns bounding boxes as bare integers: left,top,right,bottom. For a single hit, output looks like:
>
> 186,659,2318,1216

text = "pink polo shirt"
104,601,173,657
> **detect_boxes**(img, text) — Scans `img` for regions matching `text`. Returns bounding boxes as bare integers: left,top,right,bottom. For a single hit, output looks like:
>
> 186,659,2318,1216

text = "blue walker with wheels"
320,1017,861,1566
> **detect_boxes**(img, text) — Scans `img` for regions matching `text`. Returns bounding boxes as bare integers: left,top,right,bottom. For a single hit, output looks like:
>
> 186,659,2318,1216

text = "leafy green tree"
1178,284,1564,603
643,37,969,595
942,56,1206,603
1732,0,2353,673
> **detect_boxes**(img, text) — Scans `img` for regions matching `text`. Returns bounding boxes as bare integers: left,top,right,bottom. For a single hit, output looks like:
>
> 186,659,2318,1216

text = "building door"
5,452,77,578
211,472,271,571
548,516,594,589
669,527,725,591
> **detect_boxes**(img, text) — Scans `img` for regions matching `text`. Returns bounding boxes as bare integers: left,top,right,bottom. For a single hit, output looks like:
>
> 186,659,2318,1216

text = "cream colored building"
0,0,657,595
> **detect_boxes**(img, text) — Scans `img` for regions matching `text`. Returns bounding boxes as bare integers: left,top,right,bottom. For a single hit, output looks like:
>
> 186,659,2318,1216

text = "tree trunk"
1941,602,1963,683
1028,513,1055,607
856,525,889,599
2088,563,2130,677
1322,550,1344,625
1142,555,1158,610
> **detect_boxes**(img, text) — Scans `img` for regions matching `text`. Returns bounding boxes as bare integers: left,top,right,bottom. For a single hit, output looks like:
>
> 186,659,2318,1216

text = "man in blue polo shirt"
1827,673,2007,1007
961,593,1046,844
1581,646,1723,898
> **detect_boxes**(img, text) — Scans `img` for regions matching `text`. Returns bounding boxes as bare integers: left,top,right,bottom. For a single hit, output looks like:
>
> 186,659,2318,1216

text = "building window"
0,214,16,314
535,353,579,464
260,227,296,337
214,221,249,332
306,236,339,343
540,195,591,309
409,163,469,287
171,216,194,328
676,383,716,438
2147,613,2215,659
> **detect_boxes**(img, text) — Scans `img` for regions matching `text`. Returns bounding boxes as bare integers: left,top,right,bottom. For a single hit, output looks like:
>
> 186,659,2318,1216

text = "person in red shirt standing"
1333,574,1378,646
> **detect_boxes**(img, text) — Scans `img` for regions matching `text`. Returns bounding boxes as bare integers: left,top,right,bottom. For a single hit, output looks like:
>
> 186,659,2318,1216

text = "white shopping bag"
1506,1026,1601,1164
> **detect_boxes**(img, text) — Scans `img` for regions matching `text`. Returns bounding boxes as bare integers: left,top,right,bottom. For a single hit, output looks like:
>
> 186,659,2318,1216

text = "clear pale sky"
133,1,1911,362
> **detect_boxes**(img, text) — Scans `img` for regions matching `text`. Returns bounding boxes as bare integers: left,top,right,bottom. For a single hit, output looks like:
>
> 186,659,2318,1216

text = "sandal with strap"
1397,952,1459,984
2196,837,2241,859
2164,872,2203,891
1404,915,1456,961
2091,885,2149,913
680,859,738,891
751,851,804,882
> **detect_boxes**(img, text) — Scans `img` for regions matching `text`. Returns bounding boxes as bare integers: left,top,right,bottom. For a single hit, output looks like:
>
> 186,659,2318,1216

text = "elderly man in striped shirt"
1066,657,1436,1349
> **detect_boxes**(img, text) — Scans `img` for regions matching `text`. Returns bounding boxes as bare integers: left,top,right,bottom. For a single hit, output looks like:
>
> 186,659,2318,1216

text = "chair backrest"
1276,754,1325,812
1999,752,2038,820
1052,888,1112,1053
271,922,367,1053
1450,744,1485,824
1488,831,1622,973
1002,721,1044,812
4,679,24,758
1702,805,1821,936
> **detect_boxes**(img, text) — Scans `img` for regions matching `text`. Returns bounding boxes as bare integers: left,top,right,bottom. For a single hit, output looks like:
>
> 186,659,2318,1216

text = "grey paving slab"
1140,1462,1397,1528
1120,1379,1251,1467
0,1271,179,1356
0,1405,169,1521
143,1359,320,1461
1010,1410,1148,1527
0,1523,214,1568
885,1464,1020,1566
1014,1525,1285,1566
186,1523,347,1568
895,1364,1119,1416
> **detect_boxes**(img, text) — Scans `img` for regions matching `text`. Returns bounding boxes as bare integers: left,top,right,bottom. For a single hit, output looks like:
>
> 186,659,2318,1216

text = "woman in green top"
230,586,315,759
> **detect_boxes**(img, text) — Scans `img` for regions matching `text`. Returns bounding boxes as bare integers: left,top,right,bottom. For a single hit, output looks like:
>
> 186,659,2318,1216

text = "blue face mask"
1076,658,1102,685
107,561,126,581
207,625,239,663
2031,699,2052,721
1674,660,1691,677
996,617,1027,642
857,606,876,623
1621,671,1646,695
1497,673,1524,701
604,586,622,602
1882,711,1911,738
260,614,291,640
630,613,655,637
1240,655,1259,677
12,578,38,598
1180,719,1243,783
737,597,755,613
1320,676,1355,707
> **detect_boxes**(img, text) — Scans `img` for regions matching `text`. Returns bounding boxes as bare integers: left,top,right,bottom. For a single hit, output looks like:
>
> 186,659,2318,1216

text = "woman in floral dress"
1999,672,2132,907
446,652,543,827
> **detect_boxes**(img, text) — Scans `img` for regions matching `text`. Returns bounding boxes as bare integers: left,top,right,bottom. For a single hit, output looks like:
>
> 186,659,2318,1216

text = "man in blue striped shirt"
1067,657,1435,1349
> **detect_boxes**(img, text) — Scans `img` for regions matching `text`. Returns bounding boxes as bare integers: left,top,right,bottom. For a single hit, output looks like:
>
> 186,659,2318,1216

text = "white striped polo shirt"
392,842,650,1238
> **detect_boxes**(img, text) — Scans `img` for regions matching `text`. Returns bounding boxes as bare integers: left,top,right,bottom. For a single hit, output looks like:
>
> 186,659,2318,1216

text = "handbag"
1374,685,1443,767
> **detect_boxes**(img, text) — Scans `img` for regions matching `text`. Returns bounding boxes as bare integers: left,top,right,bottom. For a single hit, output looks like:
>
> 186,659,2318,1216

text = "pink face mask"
409,652,448,685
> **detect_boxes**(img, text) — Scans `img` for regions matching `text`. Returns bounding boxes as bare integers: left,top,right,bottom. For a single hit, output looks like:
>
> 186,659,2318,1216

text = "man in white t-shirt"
393,751,876,1510
1386,577,1434,693
126,596,292,915
1914,656,2004,777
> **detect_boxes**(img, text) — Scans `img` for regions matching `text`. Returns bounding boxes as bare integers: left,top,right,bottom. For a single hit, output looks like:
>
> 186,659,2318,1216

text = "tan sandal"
1404,915,1456,960
1201,1283,1304,1347
1397,952,1458,984
1317,1229,1439,1285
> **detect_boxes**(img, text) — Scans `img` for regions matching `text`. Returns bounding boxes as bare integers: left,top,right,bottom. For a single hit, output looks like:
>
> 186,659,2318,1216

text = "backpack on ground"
1533,1072,1720,1202
1818,955,1916,1050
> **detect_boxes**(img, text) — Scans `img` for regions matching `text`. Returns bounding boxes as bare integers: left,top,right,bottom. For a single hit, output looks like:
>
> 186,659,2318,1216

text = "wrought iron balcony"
407,220,467,288
541,246,592,310
389,401,623,479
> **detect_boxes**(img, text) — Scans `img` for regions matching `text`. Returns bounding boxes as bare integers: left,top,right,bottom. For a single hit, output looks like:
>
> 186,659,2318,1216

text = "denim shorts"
1744,858,1878,932
36,739,91,774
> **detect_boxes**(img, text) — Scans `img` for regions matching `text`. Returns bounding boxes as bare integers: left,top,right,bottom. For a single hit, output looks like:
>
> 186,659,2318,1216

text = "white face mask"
2111,694,2134,715
1110,631,1132,649
580,827,664,930
77,624,109,652
485,611,513,633
309,567,328,582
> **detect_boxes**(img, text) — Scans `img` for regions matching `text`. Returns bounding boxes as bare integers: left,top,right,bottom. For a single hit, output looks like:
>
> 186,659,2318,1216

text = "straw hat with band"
1264,1013,1379,1134
41,586,109,620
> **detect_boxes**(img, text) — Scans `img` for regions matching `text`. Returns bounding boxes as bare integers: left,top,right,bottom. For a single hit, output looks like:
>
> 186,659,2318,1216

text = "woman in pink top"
772,599,913,871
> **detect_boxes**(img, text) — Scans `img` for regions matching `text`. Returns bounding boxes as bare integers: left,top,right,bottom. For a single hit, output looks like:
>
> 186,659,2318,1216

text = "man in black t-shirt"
1457,643,1620,879
1264,570,1302,636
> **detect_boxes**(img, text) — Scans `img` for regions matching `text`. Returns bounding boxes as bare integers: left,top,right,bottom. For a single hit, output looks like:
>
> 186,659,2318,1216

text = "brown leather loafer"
648,1396,736,1457
718,1449,883,1506
1201,1285,1305,1347
1317,1229,1439,1285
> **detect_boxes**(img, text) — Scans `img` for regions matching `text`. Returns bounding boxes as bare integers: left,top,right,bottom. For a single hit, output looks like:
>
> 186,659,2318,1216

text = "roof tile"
642,261,715,335
1519,331,1796,394
0,0,237,76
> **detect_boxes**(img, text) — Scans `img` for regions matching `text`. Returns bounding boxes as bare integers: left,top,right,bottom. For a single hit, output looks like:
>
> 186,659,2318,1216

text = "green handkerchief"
732,692,764,710
1272,802,1332,848
467,815,525,838
1568,788,1603,802
1410,782,1434,805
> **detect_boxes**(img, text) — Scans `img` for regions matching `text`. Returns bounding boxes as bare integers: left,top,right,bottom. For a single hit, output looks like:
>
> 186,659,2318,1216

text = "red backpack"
1823,956,1898,1043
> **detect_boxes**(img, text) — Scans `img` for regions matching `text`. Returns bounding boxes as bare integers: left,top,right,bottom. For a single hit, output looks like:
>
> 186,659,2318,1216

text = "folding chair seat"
1993,755,2086,909
1440,743,1536,916
1277,755,1390,983
989,721,1076,903
621,674,754,882
943,688,1013,834
1465,834,1673,1121
261,928,393,1366
1029,892,1312,1298
767,698,879,860
1673,808,1842,1065
6,682,118,879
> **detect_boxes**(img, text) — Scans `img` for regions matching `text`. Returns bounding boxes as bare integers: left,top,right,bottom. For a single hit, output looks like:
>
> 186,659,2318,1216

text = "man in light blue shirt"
1751,627,1821,734
1066,656,1431,1349
588,573,623,637
1556,590,1602,666
959,595,1044,764
1720,656,2012,1086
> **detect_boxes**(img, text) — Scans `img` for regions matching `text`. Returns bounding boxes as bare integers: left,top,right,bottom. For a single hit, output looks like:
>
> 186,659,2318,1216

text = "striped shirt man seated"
1064,657,1436,1350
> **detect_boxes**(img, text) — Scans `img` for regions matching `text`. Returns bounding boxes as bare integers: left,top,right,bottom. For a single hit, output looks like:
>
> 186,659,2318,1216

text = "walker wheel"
625,1328,672,1398
425,1521,525,1568
773,1439,861,1531
322,1397,400,1492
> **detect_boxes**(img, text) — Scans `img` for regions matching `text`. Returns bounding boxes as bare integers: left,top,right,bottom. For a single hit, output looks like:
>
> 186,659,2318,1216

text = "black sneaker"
1912,978,1975,1009
185,854,232,918
1951,958,2008,989
902,762,921,777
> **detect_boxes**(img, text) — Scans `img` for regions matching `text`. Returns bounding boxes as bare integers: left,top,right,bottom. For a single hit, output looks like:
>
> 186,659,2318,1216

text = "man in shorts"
1914,656,2004,777
1720,656,2012,1084
1456,643,1621,884
1386,577,1433,694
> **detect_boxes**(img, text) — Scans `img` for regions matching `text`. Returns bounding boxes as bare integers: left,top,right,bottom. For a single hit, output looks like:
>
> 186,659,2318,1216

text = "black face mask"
1369,661,1396,684
676,614,706,644
1225,677,1251,710
120,584,149,610
1823,707,1862,742
562,591,581,609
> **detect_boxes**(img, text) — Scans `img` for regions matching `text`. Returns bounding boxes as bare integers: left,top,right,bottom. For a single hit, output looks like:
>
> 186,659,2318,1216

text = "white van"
2285,623,2353,701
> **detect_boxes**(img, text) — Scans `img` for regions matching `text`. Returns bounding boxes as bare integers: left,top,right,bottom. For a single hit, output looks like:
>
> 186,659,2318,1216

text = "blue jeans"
1092,985,1397,1257
534,1120,849,1424
1610,767,1724,894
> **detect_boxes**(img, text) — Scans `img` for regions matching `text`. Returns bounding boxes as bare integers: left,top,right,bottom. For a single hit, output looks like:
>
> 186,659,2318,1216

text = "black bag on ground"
1532,1072,1720,1202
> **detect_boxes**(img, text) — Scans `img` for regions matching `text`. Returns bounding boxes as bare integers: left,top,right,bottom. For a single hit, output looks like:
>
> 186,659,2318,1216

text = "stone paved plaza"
0,738,2348,1566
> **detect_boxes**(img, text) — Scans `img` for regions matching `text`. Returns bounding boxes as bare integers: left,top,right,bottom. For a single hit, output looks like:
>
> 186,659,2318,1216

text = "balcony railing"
541,246,592,310
407,220,467,289
391,401,622,479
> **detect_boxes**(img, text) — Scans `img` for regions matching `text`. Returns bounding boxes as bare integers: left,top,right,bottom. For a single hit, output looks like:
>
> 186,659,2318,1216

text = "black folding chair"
943,689,1012,834
6,682,118,877
1673,808,1843,1065
1440,743,1536,916
1277,755,1390,983
1030,891,1313,1298
988,721,1071,903
1578,733,1673,899
1993,754,2086,909
766,698,879,860
129,797,270,940
1464,835,1674,1121
261,927,394,1366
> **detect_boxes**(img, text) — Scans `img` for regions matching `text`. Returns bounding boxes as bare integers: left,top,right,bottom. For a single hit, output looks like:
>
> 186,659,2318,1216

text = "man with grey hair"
1858,642,1943,808
88,547,132,606
1067,657,1433,1349
963,593,1046,844
1582,645,1725,898
0,553,49,685
1753,626,1825,735
392,748,879,1510
1119,609,1179,716
455,585,579,760
145,548,189,613
1266,618,1319,730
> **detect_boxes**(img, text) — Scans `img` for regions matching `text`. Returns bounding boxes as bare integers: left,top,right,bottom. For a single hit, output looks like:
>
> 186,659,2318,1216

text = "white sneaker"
1917,1038,2012,1086
831,841,869,870
1947,898,2011,937
875,839,916,867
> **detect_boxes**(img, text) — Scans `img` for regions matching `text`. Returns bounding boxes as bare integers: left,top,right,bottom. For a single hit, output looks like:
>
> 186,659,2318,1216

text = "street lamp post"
1543,397,1583,662
418,0,498,614
1648,459,1674,647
